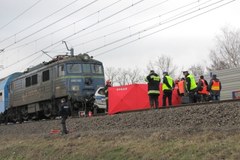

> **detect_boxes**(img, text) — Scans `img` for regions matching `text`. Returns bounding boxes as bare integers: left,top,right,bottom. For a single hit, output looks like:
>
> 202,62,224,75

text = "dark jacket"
145,72,161,95
104,84,112,98
197,78,208,91
60,102,71,117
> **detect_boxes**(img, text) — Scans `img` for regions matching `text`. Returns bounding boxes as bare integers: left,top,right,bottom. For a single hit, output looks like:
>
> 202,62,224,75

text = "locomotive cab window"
91,64,103,74
42,70,50,82
67,64,82,73
82,64,91,73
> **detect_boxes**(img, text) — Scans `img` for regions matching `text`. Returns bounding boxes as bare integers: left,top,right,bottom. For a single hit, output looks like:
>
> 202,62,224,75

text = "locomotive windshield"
67,64,82,73
67,63,103,74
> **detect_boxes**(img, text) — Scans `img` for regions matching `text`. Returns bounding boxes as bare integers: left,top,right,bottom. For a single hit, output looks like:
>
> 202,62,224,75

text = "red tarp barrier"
108,84,181,115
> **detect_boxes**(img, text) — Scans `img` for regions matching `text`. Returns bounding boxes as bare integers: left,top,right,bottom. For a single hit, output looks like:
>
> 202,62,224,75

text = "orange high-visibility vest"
211,80,220,91
178,80,185,94
198,79,209,94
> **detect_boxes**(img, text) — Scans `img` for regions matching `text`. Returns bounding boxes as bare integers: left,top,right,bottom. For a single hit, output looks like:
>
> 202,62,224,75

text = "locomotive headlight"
71,85,80,91
83,53,90,60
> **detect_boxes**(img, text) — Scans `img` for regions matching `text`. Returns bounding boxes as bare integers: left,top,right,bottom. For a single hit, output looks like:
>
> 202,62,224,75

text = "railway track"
0,99,240,136
2,98,239,126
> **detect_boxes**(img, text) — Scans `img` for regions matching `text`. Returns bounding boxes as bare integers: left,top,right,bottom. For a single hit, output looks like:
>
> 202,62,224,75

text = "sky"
0,0,240,78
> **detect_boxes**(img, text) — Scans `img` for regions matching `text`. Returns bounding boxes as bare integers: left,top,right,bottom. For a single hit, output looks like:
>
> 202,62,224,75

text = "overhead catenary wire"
0,0,99,51
0,0,229,68
2,0,145,69
6,0,123,52
84,0,228,54
73,0,210,48
67,0,170,43
93,0,236,57
0,0,43,31
0,0,81,44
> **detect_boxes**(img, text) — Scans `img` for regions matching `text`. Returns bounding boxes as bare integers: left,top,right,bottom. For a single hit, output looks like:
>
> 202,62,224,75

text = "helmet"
163,71,168,75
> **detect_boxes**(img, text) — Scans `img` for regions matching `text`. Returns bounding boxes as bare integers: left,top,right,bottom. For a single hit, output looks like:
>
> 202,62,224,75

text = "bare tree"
105,67,144,86
128,68,145,84
188,64,205,77
115,68,128,86
104,67,119,85
147,54,177,78
208,26,240,71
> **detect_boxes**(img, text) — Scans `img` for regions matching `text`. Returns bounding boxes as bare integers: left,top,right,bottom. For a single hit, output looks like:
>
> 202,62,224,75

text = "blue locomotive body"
1,54,105,123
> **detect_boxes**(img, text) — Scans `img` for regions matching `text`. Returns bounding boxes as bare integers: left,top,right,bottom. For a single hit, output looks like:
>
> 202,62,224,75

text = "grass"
0,131,240,160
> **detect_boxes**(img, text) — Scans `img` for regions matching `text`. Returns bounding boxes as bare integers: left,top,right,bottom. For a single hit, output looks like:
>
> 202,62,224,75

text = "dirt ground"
0,100,240,137
0,100,240,160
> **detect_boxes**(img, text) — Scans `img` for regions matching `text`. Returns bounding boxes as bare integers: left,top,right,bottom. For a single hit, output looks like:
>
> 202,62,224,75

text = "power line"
0,0,99,51
2,0,145,69
93,0,236,57
73,0,205,48
6,0,123,52
85,0,225,54
67,0,170,43
0,0,81,44
0,0,43,31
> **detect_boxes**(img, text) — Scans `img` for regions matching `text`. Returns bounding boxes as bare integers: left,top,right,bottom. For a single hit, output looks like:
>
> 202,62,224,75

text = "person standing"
104,80,112,113
183,71,197,103
208,74,222,101
145,70,161,109
162,71,174,107
197,75,209,102
59,98,71,134
178,77,186,96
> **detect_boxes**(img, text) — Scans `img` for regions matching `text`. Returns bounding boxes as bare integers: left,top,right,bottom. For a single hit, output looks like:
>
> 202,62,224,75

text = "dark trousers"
105,97,109,113
189,90,197,103
211,94,220,101
149,94,159,109
162,90,172,106
61,116,68,134
197,94,208,102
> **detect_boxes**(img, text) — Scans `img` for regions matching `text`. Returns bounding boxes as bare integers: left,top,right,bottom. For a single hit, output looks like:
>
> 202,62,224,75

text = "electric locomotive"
1,53,105,122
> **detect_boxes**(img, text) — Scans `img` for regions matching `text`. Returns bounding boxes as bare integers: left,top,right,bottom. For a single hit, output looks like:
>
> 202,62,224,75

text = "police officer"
183,71,197,103
162,71,174,107
145,70,161,109
59,98,71,134
104,80,112,113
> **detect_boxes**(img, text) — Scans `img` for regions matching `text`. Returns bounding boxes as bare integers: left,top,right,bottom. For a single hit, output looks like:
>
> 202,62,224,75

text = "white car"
93,87,106,113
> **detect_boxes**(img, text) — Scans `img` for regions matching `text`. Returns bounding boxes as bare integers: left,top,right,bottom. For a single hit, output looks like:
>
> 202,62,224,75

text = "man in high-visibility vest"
197,75,209,102
178,77,186,96
145,70,161,109
183,71,197,103
208,74,222,101
162,71,174,107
